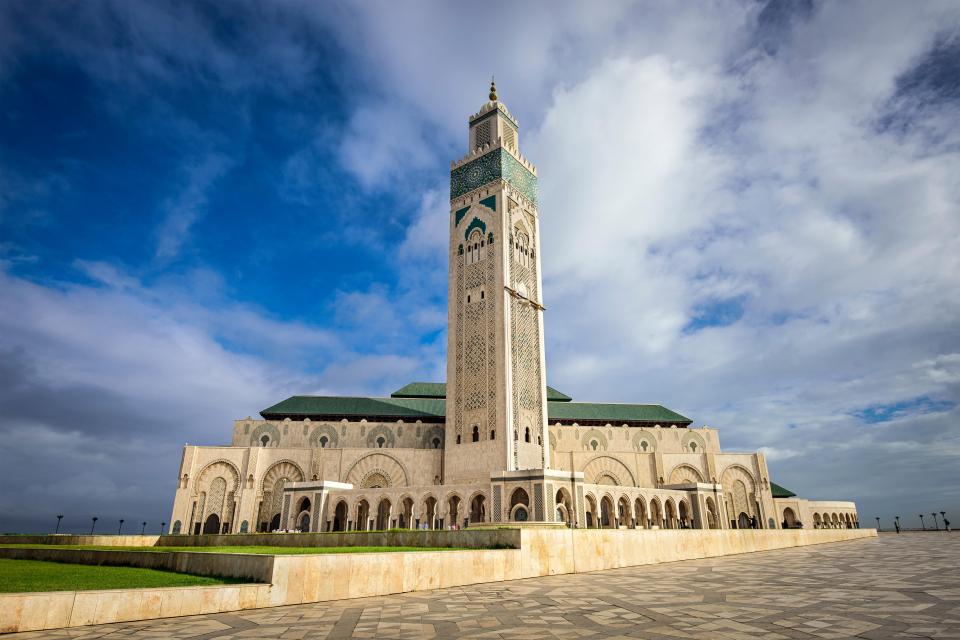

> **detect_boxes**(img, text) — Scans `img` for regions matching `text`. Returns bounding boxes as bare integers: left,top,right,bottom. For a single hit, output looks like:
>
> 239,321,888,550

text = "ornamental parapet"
451,138,538,175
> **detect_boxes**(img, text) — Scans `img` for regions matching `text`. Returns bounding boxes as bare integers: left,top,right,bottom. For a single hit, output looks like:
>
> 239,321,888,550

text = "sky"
0,0,958,534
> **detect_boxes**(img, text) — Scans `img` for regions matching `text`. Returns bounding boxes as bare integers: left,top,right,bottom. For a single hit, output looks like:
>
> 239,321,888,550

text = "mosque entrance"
783,507,798,528
469,494,486,525
376,498,391,530
332,500,347,532
203,514,220,535
737,512,751,529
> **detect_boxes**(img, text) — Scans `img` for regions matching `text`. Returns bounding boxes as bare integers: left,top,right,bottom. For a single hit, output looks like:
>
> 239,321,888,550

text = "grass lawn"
0,558,246,593
0,544,474,554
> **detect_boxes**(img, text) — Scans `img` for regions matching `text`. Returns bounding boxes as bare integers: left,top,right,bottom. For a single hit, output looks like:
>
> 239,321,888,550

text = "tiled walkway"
10,533,960,639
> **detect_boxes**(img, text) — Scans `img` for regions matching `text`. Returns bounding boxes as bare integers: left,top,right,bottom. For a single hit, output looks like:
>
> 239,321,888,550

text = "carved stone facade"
169,85,858,536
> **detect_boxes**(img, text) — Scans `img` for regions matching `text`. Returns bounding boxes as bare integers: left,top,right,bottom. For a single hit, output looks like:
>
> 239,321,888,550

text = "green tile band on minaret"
450,148,538,204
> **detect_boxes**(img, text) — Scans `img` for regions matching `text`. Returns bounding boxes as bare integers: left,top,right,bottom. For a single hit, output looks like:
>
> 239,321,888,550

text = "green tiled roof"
547,402,690,425
547,387,573,402
391,381,572,402
262,389,690,426
390,382,447,399
770,482,797,498
261,396,445,421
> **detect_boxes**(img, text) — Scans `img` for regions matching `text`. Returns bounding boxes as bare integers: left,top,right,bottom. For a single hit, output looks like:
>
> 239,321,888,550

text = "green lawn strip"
0,544,475,554
0,558,245,593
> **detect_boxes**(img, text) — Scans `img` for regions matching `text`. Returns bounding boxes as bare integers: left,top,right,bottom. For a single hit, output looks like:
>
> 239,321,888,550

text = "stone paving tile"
7,533,960,639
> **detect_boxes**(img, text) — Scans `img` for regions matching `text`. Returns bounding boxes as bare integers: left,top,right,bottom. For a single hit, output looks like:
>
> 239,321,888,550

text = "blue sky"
1,0,958,534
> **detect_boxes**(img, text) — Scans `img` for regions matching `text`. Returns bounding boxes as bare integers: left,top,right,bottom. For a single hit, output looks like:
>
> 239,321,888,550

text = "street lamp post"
161,522,166,534
931,513,939,530
55,515,64,535
875,517,880,531
919,514,926,530
118,519,124,535
141,521,147,535
90,517,98,535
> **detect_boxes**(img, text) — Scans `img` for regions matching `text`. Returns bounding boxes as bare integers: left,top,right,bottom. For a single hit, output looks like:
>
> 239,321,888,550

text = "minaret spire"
489,76,498,102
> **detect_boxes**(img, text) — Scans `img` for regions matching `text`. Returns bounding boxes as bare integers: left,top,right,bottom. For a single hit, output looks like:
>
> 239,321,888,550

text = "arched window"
319,435,328,448
456,434,461,444
260,435,270,447
488,232,494,244
490,429,496,440
590,439,599,451
472,425,479,442
537,436,542,445
465,229,485,265
376,436,385,448
689,442,697,452
514,229,532,267
524,427,531,443
432,437,441,449
640,441,648,451
458,244,463,255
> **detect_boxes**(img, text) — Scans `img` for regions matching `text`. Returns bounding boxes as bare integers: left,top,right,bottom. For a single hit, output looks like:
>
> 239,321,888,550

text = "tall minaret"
444,80,549,485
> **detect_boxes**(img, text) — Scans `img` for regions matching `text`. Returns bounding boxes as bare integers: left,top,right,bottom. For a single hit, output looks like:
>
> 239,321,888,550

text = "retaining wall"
0,529,521,550
0,535,160,547
155,528,521,549
0,548,273,583
0,527,876,633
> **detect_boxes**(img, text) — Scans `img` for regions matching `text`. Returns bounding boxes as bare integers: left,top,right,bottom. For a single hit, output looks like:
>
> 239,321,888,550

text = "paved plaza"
9,533,960,639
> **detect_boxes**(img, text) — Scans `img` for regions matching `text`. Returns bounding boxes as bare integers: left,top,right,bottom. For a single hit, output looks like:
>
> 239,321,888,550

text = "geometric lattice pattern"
450,147,538,204
509,232,545,467
21,535,960,639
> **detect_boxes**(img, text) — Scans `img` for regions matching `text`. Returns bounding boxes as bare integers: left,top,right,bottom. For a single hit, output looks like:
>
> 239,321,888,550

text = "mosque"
168,84,859,537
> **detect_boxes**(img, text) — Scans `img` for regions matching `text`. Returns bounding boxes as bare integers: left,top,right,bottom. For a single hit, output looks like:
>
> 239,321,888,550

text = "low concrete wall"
0,584,273,633
156,528,521,549
0,530,520,550
261,528,877,608
0,548,273,583
0,535,160,547
521,527,877,576
0,528,876,633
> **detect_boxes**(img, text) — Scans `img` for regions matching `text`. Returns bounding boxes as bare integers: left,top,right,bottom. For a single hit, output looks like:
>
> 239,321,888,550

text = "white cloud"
154,153,233,260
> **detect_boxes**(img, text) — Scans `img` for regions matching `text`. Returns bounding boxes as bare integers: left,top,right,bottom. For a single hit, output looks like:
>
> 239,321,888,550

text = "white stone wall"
774,497,860,529
231,418,445,450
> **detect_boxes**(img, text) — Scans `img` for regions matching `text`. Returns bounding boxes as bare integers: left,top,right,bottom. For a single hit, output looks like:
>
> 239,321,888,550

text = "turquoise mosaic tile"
450,148,538,205
464,217,487,240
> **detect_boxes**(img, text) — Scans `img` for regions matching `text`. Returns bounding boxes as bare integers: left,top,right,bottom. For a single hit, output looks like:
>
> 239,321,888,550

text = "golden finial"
489,76,498,101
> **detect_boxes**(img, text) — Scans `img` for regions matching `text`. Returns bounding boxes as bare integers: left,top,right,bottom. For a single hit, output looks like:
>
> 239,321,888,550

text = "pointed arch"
668,464,704,485
344,452,410,488
583,455,636,487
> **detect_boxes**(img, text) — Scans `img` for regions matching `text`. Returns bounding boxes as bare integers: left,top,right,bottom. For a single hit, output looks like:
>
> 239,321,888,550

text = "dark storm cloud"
0,347,174,438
